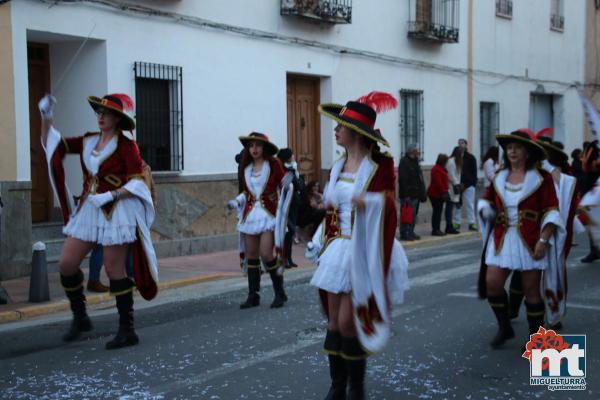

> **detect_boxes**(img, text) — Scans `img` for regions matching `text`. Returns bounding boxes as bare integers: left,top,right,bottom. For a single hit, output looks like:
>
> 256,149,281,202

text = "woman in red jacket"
427,154,450,236
229,132,288,309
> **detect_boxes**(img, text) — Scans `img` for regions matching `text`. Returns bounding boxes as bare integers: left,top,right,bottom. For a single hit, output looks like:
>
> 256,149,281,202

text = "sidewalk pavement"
0,221,479,324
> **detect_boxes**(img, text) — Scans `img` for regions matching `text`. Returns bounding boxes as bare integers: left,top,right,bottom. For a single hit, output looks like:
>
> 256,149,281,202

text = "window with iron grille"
550,0,564,31
400,90,424,158
480,102,499,161
134,62,183,172
496,0,512,19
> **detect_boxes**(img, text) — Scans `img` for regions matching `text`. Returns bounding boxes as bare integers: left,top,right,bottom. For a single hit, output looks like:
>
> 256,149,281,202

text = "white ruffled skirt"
485,227,547,271
238,206,276,235
310,237,352,294
63,197,140,246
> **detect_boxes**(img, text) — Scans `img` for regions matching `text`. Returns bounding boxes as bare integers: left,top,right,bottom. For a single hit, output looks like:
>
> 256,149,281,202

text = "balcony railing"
550,14,564,31
280,0,352,24
496,0,513,19
407,0,460,43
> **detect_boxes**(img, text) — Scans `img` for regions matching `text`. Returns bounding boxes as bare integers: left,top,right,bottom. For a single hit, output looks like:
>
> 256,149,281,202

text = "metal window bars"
480,102,500,160
133,62,184,172
407,0,460,43
280,0,352,24
400,90,424,159
550,0,564,31
495,0,512,19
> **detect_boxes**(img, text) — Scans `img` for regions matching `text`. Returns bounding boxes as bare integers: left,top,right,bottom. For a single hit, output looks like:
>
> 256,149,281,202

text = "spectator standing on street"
427,154,451,236
297,180,326,238
277,148,303,269
482,146,500,188
446,146,463,234
397,143,427,241
458,138,478,231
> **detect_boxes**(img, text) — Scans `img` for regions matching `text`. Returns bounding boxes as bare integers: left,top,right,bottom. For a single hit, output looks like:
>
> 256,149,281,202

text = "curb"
400,231,480,249
0,232,480,325
0,273,232,325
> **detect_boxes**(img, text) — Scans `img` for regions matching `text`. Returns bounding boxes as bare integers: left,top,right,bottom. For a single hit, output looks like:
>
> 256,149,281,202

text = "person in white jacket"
445,146,463,234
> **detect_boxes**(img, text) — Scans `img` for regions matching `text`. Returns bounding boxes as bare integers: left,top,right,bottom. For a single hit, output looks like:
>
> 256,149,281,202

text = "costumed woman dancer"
507,129,579,329
307,92,409,399
38,93,158,349
228,132,288,309
477,129,564,349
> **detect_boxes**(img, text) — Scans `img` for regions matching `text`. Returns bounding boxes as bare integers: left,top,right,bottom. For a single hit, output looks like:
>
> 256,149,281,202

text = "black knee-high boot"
488,291,515,348
61,270,92,342
323,330,346,400
106,278,139,350
240,259,261,309
525,301,545,336
508,271,524,319
341,336,367,400
265,258,287,308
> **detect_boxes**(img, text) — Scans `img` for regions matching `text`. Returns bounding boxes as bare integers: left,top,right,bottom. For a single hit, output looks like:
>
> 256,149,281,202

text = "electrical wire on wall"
37,0,593,93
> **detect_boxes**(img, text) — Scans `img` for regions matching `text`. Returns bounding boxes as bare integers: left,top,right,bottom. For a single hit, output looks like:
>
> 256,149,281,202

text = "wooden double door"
286,75,321,184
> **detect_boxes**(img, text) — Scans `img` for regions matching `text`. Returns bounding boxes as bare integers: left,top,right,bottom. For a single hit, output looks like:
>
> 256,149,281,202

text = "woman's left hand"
352,195,366,210
533,240,548,260
87,192,114,208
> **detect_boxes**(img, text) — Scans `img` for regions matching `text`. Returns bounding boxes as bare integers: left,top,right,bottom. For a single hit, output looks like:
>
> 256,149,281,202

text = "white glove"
226,199,238,210
481,206,496,222
38,94,57,120
87,192,114,208
304,241,321,263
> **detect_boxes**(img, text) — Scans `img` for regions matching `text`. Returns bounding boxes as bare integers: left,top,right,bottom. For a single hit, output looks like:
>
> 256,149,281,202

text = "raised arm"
38,94,57,147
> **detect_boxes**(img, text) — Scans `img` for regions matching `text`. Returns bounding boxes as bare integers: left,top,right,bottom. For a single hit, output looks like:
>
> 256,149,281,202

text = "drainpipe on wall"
467,0,474,151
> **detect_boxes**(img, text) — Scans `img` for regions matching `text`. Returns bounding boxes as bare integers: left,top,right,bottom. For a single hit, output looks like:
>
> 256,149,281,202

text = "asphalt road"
0,235,598,399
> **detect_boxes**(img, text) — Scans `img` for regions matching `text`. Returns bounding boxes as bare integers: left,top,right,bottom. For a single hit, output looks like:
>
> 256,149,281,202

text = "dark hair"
571,148,582,159
450,146,464,172
583,141,591,150
306,180,320,194
481,146,499,167
500,142,538,171
239,142,273,176
435,153,448,167
277,148,293,163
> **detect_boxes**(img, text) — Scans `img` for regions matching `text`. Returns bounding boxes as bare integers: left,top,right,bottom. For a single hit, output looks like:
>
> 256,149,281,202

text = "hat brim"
496,134,547,162
239,136,279,156
88,96,136,131
538,141,568,165
318,104,390,147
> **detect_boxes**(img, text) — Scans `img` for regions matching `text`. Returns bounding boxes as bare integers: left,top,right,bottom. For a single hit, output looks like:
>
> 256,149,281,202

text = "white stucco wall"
8,0,586,187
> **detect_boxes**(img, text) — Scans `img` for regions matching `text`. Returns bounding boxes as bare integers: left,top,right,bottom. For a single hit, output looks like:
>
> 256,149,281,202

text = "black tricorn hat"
87,93,136,131
496,129,547,162
318,92,398,147
239,132,279,156
535,128,568,166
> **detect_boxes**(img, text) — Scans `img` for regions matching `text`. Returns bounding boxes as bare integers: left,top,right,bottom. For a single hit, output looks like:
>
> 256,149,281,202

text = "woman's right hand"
226,199,238,210
38,94,56,121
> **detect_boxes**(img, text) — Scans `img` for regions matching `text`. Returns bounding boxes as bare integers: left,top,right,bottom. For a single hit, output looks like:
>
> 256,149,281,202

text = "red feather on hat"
535,127,553,139
513,128,536,140
355,91,398,114
109,93,134,112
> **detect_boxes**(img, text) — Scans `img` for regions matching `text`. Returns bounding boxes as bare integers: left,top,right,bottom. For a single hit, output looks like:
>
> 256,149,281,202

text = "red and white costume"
43,126,158,300
309,151,409,353
236,158,284,235
477,168,566,323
